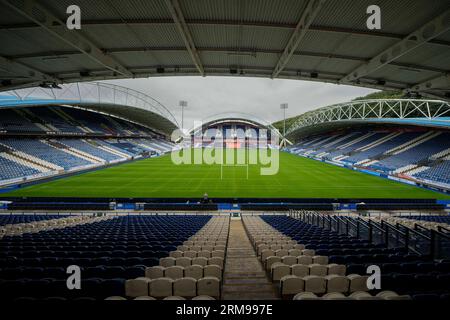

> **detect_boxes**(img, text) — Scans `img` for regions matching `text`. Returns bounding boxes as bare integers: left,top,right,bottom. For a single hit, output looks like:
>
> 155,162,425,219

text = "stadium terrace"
0,0,449,310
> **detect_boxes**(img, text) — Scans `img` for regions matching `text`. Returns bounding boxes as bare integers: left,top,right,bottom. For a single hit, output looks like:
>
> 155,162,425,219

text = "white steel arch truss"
287,99,450,135
2,82,179,128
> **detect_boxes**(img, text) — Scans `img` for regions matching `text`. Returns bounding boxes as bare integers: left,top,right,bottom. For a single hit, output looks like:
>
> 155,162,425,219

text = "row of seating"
293,291,410,300
106,295,216,300
0,214,68,226
1,215,212,300
372,215,449,231
287,129,450,185
116,216,230,300
401,215,450,225
262,214,450,299
1,215,115,238
0,135,174,183
160,256,224,268
271,263,346,281
280,274,370,297
145,264,222,280
124,276,221,299
168,249,225,259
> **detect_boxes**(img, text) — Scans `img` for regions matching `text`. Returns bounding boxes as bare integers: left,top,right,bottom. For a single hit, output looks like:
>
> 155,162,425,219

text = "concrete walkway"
221,218,279,300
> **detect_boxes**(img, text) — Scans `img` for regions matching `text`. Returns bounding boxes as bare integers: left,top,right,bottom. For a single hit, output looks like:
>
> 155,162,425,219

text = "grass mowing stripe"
3,151,449,199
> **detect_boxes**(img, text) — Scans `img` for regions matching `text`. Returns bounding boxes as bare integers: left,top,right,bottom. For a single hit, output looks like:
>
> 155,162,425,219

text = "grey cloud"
104,76,377,129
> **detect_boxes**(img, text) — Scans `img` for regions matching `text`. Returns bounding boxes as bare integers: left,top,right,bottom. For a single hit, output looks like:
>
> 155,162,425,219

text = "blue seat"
125,265,145,279
382,263,401,274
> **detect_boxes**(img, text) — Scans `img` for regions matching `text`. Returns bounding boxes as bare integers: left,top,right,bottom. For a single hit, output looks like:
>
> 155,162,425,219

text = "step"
222,219,279,300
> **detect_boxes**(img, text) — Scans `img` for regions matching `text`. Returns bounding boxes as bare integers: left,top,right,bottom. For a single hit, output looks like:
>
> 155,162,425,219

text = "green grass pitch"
3,150,449,199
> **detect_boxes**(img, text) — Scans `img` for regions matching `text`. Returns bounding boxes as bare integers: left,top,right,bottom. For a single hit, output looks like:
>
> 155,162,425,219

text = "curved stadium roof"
0,0,449,101
0,82,178,135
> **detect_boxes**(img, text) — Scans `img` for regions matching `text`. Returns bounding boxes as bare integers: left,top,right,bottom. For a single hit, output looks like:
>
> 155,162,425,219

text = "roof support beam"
164,0,204,76
341,9,450,83
271,0,326,78
10,47,447,75
411,74,450,92
0,55,56,82
3,19,450,49
0,0,133,78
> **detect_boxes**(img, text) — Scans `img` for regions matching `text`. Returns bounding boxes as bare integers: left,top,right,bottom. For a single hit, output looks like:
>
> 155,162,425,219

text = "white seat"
265,256,282,271
376,291,399,299
169,250,183,258
192,295,215,300
288,249,302,257
257,244,269,255
204,264,222,280
202,245,214,252
275,249,289,257
322,292,348,300
261,249,274,261
293,292,319,300
197,277,220,299
309,263,328,276
209,257,224,268
303,275,326,294
160,257,176,267
185,265,204,280
134,296,156,300
271,262,291,281
280,275,304,296
211,250,225,258
173,277,197,298
165,266,184,280
327,264,346,276
198,251,211,258
270,244,282,251
301,249,315,256
312,255,329,265
125,278,150,298
163,296,186,300
349,291,372,300
176,257,192,267
149,277,173,298
297,256,313,265
145,266,165,279
192,257,208,266
281,256,297,266
183,251,197,258
325,275,349,293
293,244,305,251
348,274,369,293
291,264,309,277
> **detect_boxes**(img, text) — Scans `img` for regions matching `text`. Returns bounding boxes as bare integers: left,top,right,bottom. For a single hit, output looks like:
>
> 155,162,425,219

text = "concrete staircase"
221,219,279,300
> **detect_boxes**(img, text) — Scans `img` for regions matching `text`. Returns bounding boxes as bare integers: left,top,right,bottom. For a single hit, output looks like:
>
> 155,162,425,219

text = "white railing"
287,99,450,135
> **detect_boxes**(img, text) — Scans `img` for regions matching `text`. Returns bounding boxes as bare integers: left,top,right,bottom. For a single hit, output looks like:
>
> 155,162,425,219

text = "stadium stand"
117,216,229,300
0,215,211,300
401,215,450,226
263,213,450,300
0,106,174,185
0,214,68,226
287,128,450,187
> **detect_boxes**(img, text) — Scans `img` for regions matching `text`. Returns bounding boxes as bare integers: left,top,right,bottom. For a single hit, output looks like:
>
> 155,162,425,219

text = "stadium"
0,0,449,308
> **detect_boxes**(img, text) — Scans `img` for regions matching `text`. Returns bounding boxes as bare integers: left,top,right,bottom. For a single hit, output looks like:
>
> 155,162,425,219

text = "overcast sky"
105,77,378,129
